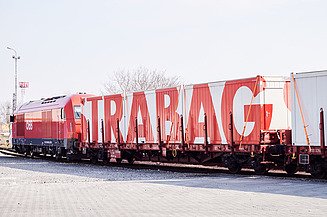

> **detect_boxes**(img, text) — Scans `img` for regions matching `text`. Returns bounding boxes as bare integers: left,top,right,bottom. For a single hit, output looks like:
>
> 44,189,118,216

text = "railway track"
2,147,325,182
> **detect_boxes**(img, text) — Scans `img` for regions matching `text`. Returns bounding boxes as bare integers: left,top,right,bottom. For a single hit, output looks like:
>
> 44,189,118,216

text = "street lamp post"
7,47,20,114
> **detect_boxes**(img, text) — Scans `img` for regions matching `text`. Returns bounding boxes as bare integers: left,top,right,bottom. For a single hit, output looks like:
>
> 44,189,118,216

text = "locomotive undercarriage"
13,144,66,160
12,138,78,161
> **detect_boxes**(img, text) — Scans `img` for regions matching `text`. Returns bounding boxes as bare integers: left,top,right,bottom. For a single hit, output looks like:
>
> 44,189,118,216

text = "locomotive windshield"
74,105,81,119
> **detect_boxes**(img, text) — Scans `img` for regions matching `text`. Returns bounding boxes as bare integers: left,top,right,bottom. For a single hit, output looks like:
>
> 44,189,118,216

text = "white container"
291,70,327,146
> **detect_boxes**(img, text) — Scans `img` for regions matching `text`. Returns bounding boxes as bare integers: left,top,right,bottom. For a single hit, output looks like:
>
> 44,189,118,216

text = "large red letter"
126,92,154,143
104,94,123,143
87,96,102,143
221,76,273,144
186,84,221,144
156,87,180,142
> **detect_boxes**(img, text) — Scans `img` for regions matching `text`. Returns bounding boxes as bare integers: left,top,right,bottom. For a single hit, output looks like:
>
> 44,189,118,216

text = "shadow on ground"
1,151,326,199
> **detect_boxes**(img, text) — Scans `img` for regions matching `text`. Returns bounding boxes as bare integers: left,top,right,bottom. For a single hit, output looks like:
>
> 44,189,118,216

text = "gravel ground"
0,152,326,216
0,152,194,183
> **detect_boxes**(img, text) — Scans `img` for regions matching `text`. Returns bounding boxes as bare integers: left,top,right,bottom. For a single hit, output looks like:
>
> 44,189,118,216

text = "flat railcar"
82,75,291,174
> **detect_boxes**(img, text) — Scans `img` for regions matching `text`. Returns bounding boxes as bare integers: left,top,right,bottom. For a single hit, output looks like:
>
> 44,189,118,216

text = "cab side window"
61,108,66,120
74,106,81,119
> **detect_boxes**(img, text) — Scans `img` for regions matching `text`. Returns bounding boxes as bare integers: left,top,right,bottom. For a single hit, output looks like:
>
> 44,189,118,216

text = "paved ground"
0,152,326,217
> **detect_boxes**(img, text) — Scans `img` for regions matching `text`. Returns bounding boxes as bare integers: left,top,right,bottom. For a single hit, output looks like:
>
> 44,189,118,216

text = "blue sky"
1,0,327,103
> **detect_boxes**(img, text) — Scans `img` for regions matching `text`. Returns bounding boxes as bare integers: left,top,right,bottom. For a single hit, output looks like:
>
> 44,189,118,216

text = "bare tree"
104,67,181,94
0,101,11,124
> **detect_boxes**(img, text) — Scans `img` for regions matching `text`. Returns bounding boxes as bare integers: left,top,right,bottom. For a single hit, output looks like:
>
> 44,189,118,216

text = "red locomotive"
12,94,89,160
11,71,327,178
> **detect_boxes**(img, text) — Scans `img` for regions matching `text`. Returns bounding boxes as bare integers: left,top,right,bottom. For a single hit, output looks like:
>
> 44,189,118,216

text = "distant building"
0,122,10,146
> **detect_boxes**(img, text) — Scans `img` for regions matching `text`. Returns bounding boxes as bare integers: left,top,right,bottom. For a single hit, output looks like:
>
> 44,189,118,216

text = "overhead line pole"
7,47,20,114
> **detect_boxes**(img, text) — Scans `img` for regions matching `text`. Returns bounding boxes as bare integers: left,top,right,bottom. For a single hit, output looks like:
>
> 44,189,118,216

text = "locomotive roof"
16,95,75,114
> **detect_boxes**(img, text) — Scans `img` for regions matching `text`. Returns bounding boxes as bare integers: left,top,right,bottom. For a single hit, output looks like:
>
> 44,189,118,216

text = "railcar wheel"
252,161,268,175
102,158,110,165
90,155,98,164
128,157,135,165
253,164,268,175
101,154,110,165
228,164,241,174
284,164,298,175
310,163,326,179
224,156,241,174
227,162,242,174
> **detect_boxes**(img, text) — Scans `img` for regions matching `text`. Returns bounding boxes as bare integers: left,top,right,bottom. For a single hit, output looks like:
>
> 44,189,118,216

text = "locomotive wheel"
310,163,326,179
66,154,72,162
54,148,62,161
284,163,298,175
42,149,47,157
75,153,82,162
30,151,35,159
55,153,62,161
